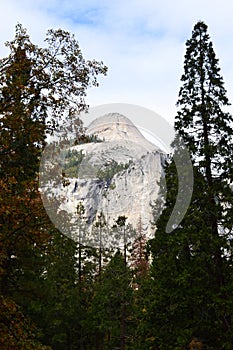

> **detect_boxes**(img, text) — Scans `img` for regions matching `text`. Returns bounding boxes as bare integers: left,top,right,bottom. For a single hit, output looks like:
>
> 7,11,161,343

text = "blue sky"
1,0,233,124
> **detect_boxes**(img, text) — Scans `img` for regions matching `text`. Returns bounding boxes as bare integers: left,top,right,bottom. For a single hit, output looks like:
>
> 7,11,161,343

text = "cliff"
58,113,166,238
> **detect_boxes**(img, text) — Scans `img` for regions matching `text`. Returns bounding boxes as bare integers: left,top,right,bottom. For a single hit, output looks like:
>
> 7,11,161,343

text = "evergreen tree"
39,231,83,350
175,21,233,236
0,23,107,348
146,21,233,350
0,295,51,350
130,217,149,289
87,251,133,350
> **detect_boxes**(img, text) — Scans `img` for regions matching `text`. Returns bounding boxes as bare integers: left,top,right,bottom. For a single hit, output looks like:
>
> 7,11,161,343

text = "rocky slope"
58,113,166,238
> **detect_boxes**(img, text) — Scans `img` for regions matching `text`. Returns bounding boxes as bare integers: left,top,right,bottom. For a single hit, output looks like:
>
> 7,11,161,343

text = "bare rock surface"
58,113,165,238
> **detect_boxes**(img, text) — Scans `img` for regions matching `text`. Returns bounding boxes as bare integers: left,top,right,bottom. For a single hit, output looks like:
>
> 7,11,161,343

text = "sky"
1,0,233,126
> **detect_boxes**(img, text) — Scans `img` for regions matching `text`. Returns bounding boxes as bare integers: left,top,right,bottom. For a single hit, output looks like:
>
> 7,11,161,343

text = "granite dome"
87,112,159,152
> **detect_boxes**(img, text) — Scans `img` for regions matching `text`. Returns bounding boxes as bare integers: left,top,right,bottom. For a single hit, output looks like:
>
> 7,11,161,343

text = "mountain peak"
87,112,159,151
88,112,134,127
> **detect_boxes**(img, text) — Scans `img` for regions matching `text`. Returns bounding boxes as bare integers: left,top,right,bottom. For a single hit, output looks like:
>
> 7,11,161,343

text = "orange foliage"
189,338,203,350
0,296,51,349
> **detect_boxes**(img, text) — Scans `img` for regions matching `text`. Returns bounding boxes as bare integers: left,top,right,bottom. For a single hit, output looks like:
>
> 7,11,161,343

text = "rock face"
60,113,165,237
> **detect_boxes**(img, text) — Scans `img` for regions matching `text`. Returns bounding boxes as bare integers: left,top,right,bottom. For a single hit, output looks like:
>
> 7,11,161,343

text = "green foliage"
109,181,116,190
145,21,233,350
38,231,84,349
0,295,51,350
176,21,233,183
63,152,133,181
74,132,103,145
97,159,132,182
63,149,86,177
0,23,107,349
86,251,134,349
1,20,233,350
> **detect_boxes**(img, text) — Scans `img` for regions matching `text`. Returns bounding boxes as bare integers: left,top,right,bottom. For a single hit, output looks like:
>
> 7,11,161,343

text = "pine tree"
175,21,233,237
39,231,82,349
130,217,148,289
0,33,50,296
0,23,107,348
0,295,51,350
88,251,133,350
0,23,107,290
174,23,233,331
146,21,233,350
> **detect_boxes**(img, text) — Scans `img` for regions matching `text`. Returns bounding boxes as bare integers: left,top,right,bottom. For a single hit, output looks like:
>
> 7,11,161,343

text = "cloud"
1,0,233,124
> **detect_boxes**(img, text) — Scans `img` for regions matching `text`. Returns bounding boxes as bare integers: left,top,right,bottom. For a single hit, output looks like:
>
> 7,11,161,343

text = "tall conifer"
147,21,233,349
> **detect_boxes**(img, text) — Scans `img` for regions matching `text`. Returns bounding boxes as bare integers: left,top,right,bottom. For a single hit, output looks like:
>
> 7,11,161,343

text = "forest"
0,21,233,350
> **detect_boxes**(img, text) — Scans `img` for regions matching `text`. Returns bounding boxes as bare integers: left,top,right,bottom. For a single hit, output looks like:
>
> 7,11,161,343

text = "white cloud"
1,0,233,125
